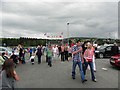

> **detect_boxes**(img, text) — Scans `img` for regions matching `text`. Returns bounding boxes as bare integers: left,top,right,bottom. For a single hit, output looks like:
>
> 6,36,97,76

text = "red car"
110,54,120,67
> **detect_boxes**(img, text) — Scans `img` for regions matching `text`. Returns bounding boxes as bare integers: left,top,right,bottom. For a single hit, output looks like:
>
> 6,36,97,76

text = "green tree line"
0,37,119,47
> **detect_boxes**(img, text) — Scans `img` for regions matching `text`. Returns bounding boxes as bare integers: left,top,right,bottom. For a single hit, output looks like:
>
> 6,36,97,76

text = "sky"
0,0,119,39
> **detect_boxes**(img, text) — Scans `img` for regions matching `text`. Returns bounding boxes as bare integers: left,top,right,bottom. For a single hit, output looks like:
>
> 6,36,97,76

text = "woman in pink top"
84,42,97,82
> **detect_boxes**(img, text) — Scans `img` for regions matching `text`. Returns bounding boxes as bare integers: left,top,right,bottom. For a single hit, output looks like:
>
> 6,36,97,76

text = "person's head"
62,44,64,46
12,51,14,54
76,40,81,47
66,43,68,46
2,59,15,78
87,42,92,49
48,45,52,49
2,52,5,56
114,43,117,46
37,45,40,48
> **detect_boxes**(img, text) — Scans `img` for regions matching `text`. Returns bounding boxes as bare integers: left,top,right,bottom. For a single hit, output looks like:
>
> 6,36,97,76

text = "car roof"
0,46,7,49
0,47,12,50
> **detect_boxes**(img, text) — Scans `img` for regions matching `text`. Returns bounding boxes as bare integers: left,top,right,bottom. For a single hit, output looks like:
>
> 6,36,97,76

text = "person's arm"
84,50,88,62
35,49,38,55
72,47,82,55
0,56,5,62
14,70,20,81
80,53,84,63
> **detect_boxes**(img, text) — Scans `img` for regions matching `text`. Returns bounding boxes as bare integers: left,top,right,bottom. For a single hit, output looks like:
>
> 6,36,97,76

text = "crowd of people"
0,40,119,89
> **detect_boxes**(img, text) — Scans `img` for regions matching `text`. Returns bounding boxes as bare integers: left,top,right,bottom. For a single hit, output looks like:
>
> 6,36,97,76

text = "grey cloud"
1,1,118,39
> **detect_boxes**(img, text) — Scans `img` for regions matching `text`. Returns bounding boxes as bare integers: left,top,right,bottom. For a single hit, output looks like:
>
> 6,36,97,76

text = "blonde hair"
87,42,92,49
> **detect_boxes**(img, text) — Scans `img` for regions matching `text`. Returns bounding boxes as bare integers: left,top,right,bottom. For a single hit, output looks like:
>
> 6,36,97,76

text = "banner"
44,32,64,39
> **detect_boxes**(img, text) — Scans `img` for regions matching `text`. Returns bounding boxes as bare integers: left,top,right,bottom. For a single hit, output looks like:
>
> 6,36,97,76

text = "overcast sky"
0,0,119,39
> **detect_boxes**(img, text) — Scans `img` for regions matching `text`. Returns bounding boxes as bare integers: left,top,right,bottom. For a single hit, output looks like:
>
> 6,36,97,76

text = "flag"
47,36,50,38
61,32,63,35
44,33,47,36
59,36,62,38
67,23,69,25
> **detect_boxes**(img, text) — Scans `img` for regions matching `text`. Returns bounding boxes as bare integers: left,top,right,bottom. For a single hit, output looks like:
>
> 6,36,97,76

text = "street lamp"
67,22,69,46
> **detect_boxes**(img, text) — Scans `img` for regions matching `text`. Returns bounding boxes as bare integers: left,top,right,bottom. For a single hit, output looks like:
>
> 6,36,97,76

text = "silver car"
0,46,12,56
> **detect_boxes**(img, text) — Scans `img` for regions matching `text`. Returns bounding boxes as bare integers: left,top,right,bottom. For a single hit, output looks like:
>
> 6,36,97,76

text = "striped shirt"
72,45,82,62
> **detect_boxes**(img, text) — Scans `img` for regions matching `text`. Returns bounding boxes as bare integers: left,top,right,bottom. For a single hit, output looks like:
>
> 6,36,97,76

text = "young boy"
46,45,53,67
30,53,35,65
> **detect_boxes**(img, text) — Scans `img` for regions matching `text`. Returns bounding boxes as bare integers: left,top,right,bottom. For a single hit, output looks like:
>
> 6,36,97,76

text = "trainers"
50,64,52,67
82,79,87,83
92,79,97,82
72,77,75,80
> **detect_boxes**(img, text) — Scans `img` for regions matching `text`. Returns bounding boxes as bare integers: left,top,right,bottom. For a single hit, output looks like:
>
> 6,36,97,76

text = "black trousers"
64,51,68,61
31,59,34,62
61,52,65,61
46,55,48,62
69,53,72,57
37,55,42,63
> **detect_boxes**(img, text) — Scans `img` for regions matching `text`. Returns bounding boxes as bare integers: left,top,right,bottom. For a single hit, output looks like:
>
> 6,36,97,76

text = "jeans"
46,55,48,62
84,61,96,80
72,61,85,81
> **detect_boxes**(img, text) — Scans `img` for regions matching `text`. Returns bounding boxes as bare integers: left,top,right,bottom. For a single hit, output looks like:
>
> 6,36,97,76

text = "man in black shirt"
111,43,119,56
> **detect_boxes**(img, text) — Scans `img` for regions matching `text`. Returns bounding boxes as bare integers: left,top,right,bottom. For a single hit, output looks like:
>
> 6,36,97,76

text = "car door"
105,46,112,57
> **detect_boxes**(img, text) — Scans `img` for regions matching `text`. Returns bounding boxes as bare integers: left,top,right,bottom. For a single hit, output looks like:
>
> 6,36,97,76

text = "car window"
98,46,106,49
106,47,111,51
2,48,6,51
0,48,6,51
0,48,2,51
6,47,12,51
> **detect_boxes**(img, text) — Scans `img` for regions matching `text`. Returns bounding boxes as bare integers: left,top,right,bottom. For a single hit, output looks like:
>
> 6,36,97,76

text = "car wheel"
99,53,104,59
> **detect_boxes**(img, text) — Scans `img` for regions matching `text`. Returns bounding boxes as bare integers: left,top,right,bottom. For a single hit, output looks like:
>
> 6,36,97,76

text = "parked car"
110,54,120,67
0,46,12,56
95,45,120,59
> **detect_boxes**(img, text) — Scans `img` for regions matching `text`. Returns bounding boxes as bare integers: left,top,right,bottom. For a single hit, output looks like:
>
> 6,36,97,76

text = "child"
30,53,35,65
46,45,53,67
